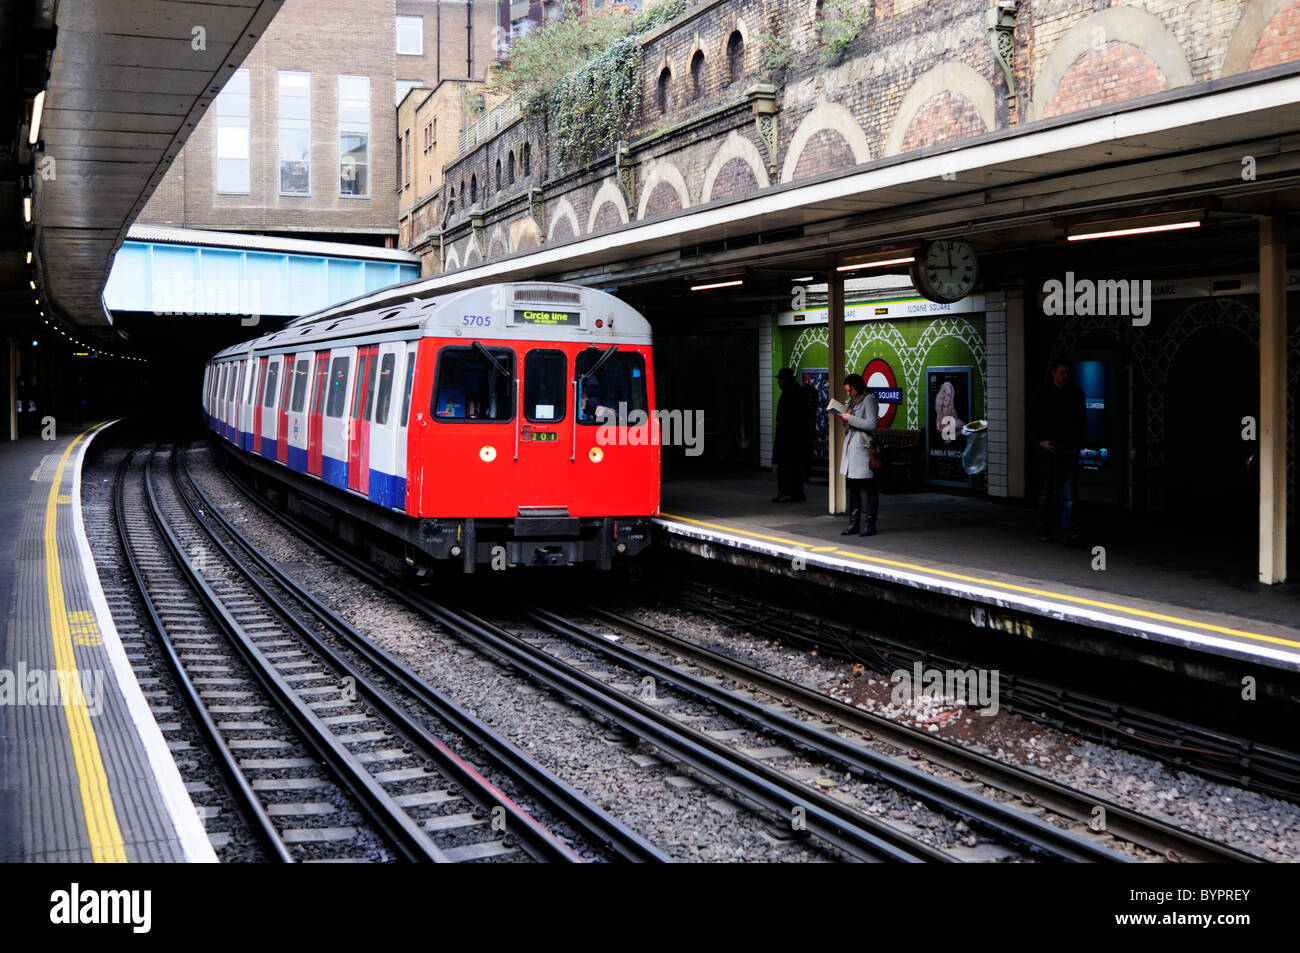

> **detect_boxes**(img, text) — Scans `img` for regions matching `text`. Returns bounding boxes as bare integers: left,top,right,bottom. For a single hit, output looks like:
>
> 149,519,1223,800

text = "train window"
291,359,310,412
236,363,247,407
575,350,647,425
374,353,397,425
326,355,351,418
263,360,280,408
432,345,514,422
220,365,230,402
281,357,294,410
524,349,566,423
363,352,380,421
399,347,416,426
311,356,329,415
350,352,368,421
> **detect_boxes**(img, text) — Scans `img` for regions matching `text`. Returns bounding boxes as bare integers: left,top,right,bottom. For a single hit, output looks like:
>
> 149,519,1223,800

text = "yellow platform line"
659,511,1300,650
44,423,126,863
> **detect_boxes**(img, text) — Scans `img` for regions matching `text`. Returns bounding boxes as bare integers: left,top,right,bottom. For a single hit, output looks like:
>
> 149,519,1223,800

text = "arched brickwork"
883,62,996,157
463,239,481,268
637,159,692,219
547,197,580,242
510,216,542,252
1030,7,1192,121
443,245,460,272
780,100,872,182
701,131,770,202
487,226,508,259
1224,0,1300,74
586,179,630,233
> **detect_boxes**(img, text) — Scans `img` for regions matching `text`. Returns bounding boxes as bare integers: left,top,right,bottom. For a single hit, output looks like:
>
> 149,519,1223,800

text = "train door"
277,354,294,465
253,356,268,456
365,344,401,507
307,351,329,477
570,345,657,516
259,357,281,460
395,343,417,511
516,347,571,509
347,344,377,495
218,364,229,439
321,346,356,488
240,359,255,450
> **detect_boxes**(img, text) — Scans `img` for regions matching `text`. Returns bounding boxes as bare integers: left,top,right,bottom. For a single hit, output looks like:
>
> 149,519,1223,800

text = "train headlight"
588,447,604,463
480,445,497,462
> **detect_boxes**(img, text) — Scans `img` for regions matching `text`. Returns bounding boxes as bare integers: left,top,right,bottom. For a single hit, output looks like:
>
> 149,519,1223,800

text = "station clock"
912,237,978,304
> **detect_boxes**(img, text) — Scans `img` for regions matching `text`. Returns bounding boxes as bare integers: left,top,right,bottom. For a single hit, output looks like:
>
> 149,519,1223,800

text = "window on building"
691,50,705,99
395,79,421,106
656,67,671,113
433,346,514,421
507,150,515,184
396,134,403,192
404,131,412,190
727,31,744,83
396,16,423,55
447,186,455,217
278,71,311,194
522,142,531,176
338,75,370,197
214,68,250,194
495,158,501,191
470,174,477,205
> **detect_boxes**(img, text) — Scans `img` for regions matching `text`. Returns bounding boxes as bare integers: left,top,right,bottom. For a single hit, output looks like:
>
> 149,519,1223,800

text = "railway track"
669,578,1300,805
117,442,609,862
207,447,1253,863
566,606,1261,864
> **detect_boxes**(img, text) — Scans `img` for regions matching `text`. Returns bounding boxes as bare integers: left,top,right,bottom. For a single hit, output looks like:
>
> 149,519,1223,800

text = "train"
202,281,659,571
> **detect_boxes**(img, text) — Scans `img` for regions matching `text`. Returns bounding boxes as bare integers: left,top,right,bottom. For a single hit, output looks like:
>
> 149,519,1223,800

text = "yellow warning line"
659,512,1300,650
44,423,126,863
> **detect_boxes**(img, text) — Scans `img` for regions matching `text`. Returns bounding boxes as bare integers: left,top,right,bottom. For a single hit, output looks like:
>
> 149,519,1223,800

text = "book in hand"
825,399,846,415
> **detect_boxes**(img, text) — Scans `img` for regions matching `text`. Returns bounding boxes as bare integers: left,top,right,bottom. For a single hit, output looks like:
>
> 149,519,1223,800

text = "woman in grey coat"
837,373,880,536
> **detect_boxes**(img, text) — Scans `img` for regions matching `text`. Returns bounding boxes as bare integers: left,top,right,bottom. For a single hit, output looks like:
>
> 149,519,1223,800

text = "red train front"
203,281,659,571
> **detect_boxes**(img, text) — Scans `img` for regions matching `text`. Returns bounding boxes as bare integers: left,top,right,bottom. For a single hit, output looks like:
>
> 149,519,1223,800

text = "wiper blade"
579,344,618,381
473,340,510,377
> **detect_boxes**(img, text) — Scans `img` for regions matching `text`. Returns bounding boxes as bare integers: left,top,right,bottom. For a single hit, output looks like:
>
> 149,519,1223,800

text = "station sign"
779,295,985,326
862,358,900,429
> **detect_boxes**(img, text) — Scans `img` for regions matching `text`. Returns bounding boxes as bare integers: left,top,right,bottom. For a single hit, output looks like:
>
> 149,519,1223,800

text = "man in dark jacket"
1029,360,1086,544
772,367,810,502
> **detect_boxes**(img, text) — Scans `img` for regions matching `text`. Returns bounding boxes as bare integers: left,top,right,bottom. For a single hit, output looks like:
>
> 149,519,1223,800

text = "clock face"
914,238,978,303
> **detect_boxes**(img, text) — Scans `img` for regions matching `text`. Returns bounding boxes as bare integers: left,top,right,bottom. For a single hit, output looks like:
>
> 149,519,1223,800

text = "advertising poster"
926,366,971,487
1073,359,1110,472
801,368,830,464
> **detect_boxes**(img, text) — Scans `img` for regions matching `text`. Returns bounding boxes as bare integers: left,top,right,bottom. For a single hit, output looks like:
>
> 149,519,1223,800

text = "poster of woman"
926,366,971,486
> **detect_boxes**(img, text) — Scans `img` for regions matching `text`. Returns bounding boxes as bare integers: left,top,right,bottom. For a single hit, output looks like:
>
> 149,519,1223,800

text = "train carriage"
203,282,659,571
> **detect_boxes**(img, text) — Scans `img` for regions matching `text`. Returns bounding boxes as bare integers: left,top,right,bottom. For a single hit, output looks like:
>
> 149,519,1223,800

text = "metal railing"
457,98,522,159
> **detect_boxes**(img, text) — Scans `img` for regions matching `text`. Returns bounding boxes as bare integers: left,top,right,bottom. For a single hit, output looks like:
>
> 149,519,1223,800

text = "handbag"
864,432,882,471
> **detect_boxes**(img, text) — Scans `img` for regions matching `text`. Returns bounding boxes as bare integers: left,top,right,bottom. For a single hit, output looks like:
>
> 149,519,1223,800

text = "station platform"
657,469,1300,674
0,423,213,862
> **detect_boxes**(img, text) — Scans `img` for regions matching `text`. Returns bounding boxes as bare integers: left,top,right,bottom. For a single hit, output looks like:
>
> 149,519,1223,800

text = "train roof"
209,282,652,361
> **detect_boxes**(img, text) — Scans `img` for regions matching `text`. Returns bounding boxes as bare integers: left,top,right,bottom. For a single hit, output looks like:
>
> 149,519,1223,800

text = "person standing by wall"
1030,359,1086,545
772,367,809,502
837,373,880,536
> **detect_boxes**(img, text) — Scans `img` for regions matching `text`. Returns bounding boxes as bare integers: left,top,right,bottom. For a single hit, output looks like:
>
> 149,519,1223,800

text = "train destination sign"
513,309,581,326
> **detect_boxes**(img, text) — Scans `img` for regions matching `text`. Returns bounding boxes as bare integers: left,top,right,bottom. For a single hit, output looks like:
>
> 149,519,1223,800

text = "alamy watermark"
152,275,263,327
1041,272,1151,327
595,403,704,457
890,661,1000,716
0,664,105,717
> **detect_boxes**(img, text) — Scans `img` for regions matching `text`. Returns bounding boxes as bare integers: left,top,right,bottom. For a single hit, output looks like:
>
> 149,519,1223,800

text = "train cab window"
524,349,566,423
263,360,280,408
326,356,351,417
575,349,646,424
291,359,310,412
432,345,514,421
399,348,416,426
374,353,397,425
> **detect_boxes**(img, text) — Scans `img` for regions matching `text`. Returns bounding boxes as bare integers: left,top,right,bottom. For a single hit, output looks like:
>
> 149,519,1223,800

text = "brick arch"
463,239,481,268
487,226,508,259
510,216,542,252
587,179,630,233
701,131,770,203
720,16,751,74
1224,0,1300,74
781,100,872,182
637,159,692,219
443,244,461,272
1030,7,1193,121
883,62,995,157
547,196,580,242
